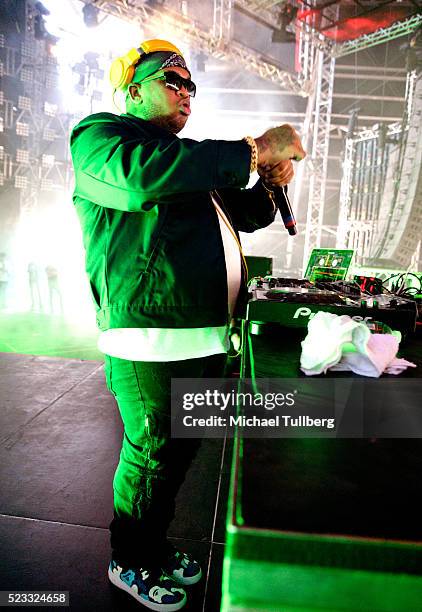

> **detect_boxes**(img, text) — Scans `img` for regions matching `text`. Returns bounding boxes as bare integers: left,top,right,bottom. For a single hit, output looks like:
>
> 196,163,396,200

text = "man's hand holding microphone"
255,123,306,186
254,124,306,234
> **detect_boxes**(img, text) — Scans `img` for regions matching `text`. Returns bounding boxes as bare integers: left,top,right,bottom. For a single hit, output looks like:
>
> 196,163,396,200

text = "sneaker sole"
108,567,187,611
166,567,202,586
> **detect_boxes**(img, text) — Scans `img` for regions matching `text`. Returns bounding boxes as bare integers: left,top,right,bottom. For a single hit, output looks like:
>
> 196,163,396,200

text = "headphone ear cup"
110,43,184,90
126,64,135,86
110,50,139,89
110,57,129,89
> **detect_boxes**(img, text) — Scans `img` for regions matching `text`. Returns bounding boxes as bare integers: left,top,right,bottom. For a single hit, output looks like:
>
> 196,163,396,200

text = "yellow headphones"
109,39,184,90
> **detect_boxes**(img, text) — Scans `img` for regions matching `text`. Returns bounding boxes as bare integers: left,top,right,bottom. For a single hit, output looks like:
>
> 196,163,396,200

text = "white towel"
300,311,416,377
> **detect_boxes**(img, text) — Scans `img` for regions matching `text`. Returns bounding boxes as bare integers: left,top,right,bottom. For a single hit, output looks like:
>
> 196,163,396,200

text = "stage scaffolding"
1,0,422,271
337,66,422,270
0,2,73,219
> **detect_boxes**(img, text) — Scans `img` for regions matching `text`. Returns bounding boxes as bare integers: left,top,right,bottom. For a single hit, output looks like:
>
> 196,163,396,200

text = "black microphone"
272,184,297,235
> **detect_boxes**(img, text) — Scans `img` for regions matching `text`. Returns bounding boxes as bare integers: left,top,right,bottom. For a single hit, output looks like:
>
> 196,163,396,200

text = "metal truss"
290,0,337,272
239,0,285,11
41,0,422,272
234,0,284,29
301,43,336,271
213,0,234,40
333,13,422,58
85,3,421,109
0,2,73,219
291,1,317,200
85,0,311,95
234,2,422,62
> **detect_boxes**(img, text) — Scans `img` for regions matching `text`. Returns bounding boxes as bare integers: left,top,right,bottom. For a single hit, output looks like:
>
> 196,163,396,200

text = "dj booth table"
221,323,422,612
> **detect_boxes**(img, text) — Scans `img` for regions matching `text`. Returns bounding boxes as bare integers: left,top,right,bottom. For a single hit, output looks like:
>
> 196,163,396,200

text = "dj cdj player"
247,277,417,337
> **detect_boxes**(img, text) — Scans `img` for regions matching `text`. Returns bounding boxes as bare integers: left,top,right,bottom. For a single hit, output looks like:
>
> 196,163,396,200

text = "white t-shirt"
98,196,242,361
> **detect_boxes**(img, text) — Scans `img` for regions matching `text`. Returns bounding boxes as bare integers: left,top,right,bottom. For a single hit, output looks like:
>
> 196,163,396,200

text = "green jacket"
70,112,277,330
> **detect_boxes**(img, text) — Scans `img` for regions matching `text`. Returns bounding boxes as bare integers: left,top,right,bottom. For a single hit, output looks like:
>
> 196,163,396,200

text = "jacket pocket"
141,204,169,280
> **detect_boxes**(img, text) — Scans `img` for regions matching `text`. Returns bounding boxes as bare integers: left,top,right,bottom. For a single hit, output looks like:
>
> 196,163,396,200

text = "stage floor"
0,312,101,360
0,352,231,611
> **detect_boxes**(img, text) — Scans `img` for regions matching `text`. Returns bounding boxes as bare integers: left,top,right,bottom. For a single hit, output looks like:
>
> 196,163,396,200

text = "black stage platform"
222,325,422,612
0,352,231,611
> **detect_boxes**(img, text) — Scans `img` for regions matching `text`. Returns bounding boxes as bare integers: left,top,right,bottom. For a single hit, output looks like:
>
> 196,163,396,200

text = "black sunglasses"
139,70,196,97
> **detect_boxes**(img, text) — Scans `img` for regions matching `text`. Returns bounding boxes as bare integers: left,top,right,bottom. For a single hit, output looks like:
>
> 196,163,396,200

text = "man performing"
70,39,305,611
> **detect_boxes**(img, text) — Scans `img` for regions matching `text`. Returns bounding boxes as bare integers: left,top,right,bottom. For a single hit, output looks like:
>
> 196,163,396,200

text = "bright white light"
16,149,29,164
18,96,31,111
44,102,57,116
15,176,28,189
16,122,29,136
42,154,55,167
42,0,144,115
43,128,56,141
13,191,95,319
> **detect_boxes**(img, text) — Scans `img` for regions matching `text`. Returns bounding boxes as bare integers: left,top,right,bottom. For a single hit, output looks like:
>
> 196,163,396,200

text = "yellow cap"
110,40,184,90
140,39,183,56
